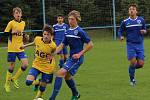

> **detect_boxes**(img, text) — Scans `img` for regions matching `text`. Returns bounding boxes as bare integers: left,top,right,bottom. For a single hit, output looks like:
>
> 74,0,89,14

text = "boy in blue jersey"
53,15,69,68
49,10,93,100
118,4,147,86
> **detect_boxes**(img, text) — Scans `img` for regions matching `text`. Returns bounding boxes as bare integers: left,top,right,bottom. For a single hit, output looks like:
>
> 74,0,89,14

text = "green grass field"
0,29,150,100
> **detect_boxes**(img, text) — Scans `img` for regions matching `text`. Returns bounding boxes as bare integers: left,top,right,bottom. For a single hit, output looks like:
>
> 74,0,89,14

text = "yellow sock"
32,80,40,85
12,68,23,80
35,91,44,98
5,71,12,84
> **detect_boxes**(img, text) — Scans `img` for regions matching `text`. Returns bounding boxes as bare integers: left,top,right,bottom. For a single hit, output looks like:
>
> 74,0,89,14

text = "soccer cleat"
130,79,136,86
33,84,39,91
4,83,11,92
11,78,19,89
71,93,80,100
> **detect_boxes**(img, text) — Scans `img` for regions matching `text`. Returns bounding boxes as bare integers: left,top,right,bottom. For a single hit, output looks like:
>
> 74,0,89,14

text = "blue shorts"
28,67,53,83
55,40,68,55
63,56,84,76
127,42,145,61
7,52,28,62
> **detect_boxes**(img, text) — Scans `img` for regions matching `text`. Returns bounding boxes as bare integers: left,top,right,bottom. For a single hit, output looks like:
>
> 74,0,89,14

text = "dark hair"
57,14,64,18
128,3,138,9
43,24,54,35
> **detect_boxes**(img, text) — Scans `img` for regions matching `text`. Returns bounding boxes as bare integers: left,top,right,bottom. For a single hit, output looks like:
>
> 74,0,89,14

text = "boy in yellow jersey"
4,7,28,92
20,24,56,100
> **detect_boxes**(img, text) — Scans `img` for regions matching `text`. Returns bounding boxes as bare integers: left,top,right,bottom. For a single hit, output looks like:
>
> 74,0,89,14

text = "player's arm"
73,41,93,59
3,21,12,36
140,18,147,34
118,21,125,41
53,43,64,55
20,41,35,49
73,30,93,59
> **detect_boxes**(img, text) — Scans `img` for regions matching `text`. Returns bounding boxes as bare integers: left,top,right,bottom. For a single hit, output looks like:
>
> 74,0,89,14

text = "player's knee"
56,69,67,77
21,66,27,71
26,80,33,86
130,60,137,66
8,68,14,73
65,73,72,80
136,61,144,69
39,86,46,92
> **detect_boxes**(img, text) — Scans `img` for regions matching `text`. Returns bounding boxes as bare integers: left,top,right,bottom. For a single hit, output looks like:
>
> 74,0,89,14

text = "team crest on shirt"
74,30,78,35
137,20,141,24
127,23,130,25
63,26,66,29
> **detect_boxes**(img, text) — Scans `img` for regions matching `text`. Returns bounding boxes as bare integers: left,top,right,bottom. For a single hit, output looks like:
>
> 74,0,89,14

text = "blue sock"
50,77,63,100
128,65,136,82
59,59,64,68
65,79,78,96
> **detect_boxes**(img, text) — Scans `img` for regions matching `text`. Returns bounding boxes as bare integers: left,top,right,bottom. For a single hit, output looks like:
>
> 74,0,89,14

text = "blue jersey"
118,16,146,44
62,26,91,56
53,23,69,41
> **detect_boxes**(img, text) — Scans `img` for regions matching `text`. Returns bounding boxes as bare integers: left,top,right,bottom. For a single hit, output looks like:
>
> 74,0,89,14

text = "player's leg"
4,52,16,92
63,46,68,63
127,43,137,86
136,45,145,69
65,57,83,100
59,54,65,68
65,73,80,100
26,67,40,86
12,52,28,88
49,57,83,100
35,73,53,99
49,68,67,100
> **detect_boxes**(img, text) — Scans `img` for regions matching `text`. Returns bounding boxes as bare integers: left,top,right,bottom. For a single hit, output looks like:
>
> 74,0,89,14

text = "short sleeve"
79,29,91,43
4,21,12,32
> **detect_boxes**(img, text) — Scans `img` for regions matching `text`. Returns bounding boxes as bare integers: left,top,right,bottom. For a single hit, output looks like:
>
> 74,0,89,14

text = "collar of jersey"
56,23,64,26
41,38,51,44
13,19,22,23
69,26,79,30
129,16,138,21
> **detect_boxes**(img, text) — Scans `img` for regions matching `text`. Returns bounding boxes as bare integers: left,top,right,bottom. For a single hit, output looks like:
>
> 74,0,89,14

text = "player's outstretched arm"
72,41,93,59
53,43,64,55
20,42,35,49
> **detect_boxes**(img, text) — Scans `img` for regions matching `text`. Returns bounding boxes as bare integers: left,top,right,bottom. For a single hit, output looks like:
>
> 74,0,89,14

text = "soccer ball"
36,98,44,100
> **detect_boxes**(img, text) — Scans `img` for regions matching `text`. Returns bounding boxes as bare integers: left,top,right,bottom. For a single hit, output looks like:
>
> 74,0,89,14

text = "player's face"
57,16,64,23
13,10,22,21
129,6,137,17
43,31,52,42
68,15,78,27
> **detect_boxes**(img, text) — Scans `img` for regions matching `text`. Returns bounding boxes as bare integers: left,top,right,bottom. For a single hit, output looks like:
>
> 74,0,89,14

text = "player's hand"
47,54,53,61
20,45,25,50
140,29,147,34
120,36,124,42
72,53,81,59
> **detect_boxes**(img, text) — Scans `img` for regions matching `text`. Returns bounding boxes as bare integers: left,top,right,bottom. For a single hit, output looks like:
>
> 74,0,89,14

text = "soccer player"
118,4,146,86
4,7,28,92
53,14,69,68
20,24,56,100
49,10,93,100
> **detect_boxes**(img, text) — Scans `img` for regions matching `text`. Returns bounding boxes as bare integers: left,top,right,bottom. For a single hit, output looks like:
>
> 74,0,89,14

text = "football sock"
59,59,64,68
6,68,13,84
65,78,78,96
12,66,27,80
128,65,136,82
50,77,63,99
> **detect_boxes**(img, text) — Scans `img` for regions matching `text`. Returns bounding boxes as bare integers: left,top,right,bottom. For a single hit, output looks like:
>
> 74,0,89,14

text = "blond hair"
13,7,22,14
68,10,81,21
